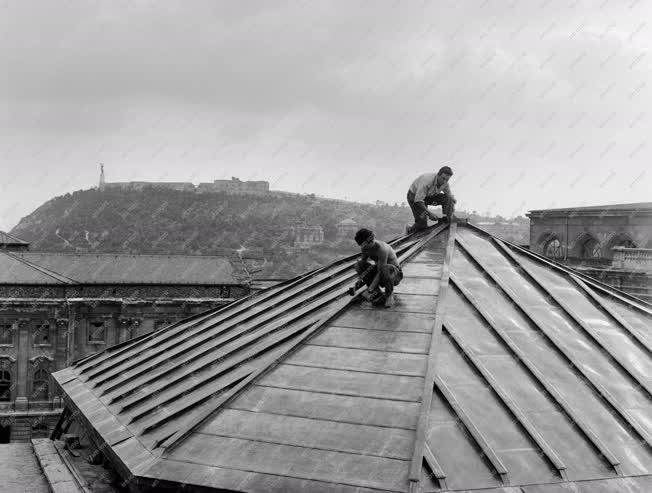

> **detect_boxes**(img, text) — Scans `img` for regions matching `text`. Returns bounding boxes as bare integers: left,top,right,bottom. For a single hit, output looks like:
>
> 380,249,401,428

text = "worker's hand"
427,212,438,221
354,279,365,290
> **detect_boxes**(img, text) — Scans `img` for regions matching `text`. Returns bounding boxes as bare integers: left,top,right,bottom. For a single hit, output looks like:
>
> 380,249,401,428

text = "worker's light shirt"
409,173,453,203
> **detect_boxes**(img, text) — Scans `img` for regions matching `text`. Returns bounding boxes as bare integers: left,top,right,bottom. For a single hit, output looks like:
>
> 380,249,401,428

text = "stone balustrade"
612,247,652,272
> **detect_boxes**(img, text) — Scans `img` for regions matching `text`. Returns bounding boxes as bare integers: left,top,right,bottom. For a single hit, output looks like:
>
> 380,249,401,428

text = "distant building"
104,181,195,192
0,250,250,443
0,231,30,252
98,164,195,192
528,203,652,260
292,225,324,248
527,202,652,301
197,177,270,194
336,218,358,240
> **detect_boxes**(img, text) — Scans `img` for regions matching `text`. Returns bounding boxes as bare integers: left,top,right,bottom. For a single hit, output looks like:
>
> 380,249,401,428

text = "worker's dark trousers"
355,261,403,295
407,190,455,233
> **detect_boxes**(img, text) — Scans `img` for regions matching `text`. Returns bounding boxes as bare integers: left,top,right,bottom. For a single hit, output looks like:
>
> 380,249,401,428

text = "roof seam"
407,223,457,489
455,234,652,451
223,406,418,431
449,274,622,473
190,431,413,461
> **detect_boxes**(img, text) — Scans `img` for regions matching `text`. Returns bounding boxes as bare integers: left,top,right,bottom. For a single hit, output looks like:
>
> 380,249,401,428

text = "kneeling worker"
352,228,403,308
406,165,456,234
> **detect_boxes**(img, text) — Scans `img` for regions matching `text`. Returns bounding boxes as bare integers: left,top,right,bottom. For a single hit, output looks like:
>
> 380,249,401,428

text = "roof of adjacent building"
52,221,652,493
0,443,50,493
0,251,248,285
0,252,73,284
528,202,652,215
0,230,29,245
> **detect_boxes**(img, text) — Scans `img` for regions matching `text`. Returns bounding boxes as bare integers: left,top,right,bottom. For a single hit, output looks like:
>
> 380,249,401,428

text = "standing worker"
406,166,456,234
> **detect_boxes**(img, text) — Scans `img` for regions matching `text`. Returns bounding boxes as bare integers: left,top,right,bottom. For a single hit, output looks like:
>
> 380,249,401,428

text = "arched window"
580,236,602,258
32,368,49,401
543,238,563,259
604,233,637,259
0,370,11,402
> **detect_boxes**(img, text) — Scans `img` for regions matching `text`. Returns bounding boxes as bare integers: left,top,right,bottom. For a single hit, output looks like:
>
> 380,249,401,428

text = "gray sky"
1,0,650,231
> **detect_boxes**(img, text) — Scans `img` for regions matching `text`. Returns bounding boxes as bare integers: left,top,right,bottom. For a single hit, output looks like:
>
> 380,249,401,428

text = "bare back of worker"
361,240,399,268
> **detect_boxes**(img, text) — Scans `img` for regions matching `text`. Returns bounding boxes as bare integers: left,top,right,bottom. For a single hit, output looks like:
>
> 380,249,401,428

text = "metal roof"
0,252,73,284
6,252,245,285
0,230,29,245
52,222,652,493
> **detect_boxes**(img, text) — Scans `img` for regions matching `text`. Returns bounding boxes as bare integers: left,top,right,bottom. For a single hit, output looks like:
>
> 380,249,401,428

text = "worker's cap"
438,166,453,176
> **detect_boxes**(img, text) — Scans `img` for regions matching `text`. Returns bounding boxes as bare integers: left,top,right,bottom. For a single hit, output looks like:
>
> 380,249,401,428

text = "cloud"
0,0,650,229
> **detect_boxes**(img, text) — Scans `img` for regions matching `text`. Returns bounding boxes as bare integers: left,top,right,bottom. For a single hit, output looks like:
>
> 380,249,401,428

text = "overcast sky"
1,0,650,231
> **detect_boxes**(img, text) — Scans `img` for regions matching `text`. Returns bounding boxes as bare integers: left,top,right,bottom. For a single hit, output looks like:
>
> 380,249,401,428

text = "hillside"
10,187,529,278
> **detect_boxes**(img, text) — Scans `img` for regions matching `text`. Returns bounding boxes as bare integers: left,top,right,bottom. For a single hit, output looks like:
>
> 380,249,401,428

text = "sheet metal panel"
102,318,316,408
455,231,652,420
257,364,425,402
228,386,420,430
426,388,502,490
89,275,353,386
145,459,401,493
394,277,441,295
501,246,651,396
450,275,622,474
198,409,415,460
357,294,437,314
310,325,431,354
284,345,428,376
168,435,411,492
522,410,616,481
332,309,435,333
111,327,301,415
584,284,652,350
520,475,652,492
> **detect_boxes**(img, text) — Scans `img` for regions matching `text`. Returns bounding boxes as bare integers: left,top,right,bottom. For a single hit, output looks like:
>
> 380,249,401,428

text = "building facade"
336,218,359,240
292,225,324,248
527,203,652,301
0,231,30,252
197,177,270,194
103,181,196,192
0,243,250,443
527,203,652,261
